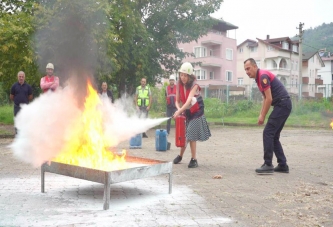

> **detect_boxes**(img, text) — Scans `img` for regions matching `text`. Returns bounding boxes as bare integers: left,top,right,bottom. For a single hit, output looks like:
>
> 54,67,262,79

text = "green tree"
110,0,223,96
0,5,40,97
0,0,223,99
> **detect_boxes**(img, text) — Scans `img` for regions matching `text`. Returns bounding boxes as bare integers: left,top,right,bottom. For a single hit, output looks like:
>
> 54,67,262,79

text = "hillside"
301,22,333,54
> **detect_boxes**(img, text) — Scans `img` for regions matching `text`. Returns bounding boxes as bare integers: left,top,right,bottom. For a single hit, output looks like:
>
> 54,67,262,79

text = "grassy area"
0,105,13,125
0,99,332,129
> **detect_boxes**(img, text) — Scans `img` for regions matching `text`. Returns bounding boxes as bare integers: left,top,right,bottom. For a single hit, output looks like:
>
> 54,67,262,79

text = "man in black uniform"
244,58,292,174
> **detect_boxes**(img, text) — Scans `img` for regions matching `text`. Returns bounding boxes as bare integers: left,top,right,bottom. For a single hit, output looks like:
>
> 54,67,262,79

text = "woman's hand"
173,109,182,118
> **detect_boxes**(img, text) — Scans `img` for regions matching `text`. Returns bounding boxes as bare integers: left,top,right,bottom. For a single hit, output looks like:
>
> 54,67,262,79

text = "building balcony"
200,33,223,46
266,67,291,72
302,92,309,97
279,67,291,72
315,93,323,98
315,78,323,85
196,56,222,67
302,77,309,84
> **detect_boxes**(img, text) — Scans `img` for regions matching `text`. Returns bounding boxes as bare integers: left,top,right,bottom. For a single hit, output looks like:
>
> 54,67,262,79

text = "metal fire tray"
41,156,173,210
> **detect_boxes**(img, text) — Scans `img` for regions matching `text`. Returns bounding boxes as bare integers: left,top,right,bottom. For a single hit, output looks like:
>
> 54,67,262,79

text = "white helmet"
46,63,54,69
169,75,176,80
178,62,193,75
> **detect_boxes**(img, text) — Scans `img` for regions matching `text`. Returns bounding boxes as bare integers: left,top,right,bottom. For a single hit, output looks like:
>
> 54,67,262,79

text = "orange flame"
53,80,128,171
330,119,333,129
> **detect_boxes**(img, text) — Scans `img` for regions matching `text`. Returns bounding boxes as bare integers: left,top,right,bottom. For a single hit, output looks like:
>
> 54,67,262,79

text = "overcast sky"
211,0,333,47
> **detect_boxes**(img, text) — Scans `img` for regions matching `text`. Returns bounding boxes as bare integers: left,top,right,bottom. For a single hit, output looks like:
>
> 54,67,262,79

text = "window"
194,69,206,80
250,47,257,52
238,78,243,85
291,78,294,87
209,49,213,56
239,48,243,53
279,59,287,69
209,71,214,80
272,60,277,68
194,47,206,58
292,45,298,52
331,74,333,81
256,60,261,68
282,42,289,50
267,45,274,51
225,71,233,82
226,48,233,60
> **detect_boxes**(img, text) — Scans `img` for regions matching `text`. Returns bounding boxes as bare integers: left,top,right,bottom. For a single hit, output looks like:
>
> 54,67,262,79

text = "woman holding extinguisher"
172,62,211,168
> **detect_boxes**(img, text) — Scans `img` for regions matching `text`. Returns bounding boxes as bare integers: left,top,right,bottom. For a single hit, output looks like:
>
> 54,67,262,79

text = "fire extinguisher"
175,114,186,147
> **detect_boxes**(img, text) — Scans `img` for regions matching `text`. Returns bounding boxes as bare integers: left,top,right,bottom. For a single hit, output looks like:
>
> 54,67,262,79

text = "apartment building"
237,37,300,96
317,50,333,98
301,52,325,98
177,18,239,97
237,36,327,98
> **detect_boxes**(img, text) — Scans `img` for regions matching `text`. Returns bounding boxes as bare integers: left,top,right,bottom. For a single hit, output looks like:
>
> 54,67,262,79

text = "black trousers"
263,98,292,166
14,105,21,135
166,106,177,134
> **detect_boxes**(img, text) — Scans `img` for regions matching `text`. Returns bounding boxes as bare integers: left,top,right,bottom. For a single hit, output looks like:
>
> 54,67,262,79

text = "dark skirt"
186,115,211,142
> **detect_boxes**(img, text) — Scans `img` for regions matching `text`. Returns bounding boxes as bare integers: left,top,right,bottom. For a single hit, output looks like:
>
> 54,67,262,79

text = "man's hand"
146,106,150,111
258,114,265,125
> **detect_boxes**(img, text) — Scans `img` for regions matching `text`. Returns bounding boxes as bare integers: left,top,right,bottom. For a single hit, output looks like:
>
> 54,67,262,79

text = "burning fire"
53,80,128,171
330,119,333,129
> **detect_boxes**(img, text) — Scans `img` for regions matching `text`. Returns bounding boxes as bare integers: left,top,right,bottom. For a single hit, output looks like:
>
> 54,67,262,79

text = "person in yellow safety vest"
135,77,152,138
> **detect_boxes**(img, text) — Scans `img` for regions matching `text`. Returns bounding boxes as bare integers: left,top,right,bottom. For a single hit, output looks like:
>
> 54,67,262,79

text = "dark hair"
178,73,195,90
244,58,257,66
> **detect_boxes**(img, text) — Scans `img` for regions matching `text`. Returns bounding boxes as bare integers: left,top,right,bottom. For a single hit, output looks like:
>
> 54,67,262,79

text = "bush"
204,98,226,118
292,99,333,115
0,83,9,105
150,84,167,117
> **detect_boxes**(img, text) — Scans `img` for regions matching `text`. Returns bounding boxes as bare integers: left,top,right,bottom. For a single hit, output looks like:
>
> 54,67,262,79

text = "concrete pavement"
0,126,332,227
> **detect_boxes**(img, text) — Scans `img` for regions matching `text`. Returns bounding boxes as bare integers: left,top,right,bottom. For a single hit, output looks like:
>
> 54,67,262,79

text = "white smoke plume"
9,86,168,167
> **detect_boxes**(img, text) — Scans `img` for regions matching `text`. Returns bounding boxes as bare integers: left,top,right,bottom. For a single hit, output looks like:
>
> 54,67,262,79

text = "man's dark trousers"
263,98,292,166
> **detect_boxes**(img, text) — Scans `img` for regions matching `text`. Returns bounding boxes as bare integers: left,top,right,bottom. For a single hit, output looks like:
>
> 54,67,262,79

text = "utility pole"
297,22,304,100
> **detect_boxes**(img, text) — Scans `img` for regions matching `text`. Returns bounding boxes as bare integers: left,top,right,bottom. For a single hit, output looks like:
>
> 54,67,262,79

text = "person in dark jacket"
10,71,33,134
99,82,114,103
244,58,292,174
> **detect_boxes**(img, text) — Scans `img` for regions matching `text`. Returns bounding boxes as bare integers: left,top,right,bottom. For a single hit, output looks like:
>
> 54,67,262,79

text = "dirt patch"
0,124,14,138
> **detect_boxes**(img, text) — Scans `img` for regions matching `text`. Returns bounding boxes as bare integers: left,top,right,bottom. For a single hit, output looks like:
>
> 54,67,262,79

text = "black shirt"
10,82,33,106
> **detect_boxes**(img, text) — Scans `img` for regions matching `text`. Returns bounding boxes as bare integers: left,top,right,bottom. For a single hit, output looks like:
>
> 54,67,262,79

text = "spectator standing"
135,77,152,138
165,75,177,134
40,63,59,93
10,71,33,133
98,82,114,103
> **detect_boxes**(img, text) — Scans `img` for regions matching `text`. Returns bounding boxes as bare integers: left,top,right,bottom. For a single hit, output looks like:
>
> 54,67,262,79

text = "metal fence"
202,84,333,103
